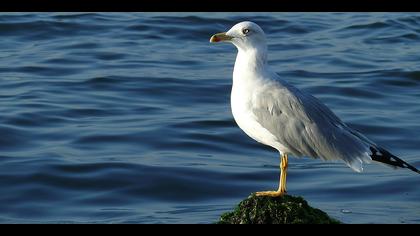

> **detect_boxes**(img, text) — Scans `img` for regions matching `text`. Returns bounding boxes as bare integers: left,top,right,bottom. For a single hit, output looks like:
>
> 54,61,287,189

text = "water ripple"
0,12,419,224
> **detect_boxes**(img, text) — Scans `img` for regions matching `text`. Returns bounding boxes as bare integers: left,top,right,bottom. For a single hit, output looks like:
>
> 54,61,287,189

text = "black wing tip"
370,146,420,174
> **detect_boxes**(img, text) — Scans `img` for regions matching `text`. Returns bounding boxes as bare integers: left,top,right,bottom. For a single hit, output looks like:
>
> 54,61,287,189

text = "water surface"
0,12,419,223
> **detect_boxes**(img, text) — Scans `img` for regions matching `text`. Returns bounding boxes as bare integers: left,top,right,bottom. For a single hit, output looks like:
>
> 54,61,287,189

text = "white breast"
230,49,288,154
230,82,287,154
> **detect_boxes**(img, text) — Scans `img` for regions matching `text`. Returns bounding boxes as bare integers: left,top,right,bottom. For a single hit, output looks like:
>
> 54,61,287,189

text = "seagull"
210,21,419,197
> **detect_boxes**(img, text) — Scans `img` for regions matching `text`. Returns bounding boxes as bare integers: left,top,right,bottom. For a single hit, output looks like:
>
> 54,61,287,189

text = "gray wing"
251,77,373,172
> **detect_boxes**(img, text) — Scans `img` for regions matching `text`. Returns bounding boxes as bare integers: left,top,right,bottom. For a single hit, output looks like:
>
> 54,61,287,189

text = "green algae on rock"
218,194,340,224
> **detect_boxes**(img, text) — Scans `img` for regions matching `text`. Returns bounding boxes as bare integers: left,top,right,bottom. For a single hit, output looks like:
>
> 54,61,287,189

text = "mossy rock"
218,194,340,224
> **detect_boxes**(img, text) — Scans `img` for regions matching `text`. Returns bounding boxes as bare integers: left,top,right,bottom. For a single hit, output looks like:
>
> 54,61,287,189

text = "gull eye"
242,28,250,35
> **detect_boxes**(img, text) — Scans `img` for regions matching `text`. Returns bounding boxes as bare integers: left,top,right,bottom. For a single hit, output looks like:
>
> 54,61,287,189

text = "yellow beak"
210,32,233,43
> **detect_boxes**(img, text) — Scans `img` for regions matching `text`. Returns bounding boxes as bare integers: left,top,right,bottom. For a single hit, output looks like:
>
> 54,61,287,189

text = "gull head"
210,21,267,52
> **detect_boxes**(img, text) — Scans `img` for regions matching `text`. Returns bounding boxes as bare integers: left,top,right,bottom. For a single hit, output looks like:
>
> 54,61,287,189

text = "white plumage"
210,21,419,196
227,21,373,171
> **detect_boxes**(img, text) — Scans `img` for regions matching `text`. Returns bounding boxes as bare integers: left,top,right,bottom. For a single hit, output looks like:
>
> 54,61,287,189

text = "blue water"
0,12,419,224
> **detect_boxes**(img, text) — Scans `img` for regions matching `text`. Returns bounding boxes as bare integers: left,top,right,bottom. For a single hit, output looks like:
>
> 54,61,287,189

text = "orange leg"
256,153,288,197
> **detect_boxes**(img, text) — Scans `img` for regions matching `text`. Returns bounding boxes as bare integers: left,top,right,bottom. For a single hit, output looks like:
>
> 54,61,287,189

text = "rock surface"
218,194,340,224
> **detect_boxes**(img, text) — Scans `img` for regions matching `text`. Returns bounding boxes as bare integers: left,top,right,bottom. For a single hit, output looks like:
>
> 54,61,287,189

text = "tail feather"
370,146,420,174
